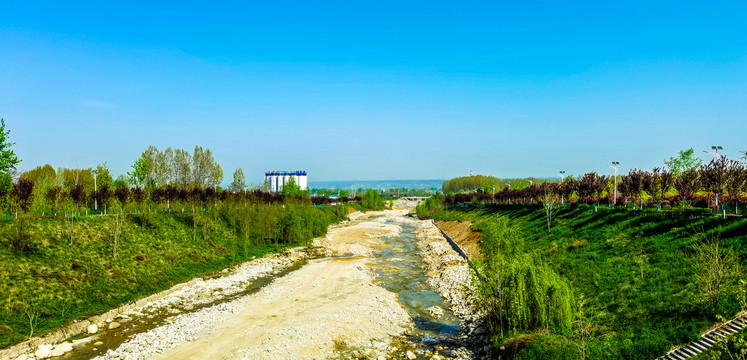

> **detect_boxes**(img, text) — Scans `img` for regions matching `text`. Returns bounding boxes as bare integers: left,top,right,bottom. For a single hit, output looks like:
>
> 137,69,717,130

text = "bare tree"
701,157,730,209
674,169,700,206
724,161,747,214
109,210,126,259
541,183,559,233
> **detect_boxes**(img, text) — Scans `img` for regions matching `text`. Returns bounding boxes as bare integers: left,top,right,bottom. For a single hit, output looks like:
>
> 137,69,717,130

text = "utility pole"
609,162,619,206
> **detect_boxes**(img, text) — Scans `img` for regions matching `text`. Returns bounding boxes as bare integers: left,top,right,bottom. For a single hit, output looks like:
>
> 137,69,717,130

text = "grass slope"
428,204,747,359
0,205,345,349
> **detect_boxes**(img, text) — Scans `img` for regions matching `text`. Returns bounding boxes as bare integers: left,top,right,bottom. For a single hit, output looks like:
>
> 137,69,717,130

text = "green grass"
0,203,346,349
427,204,747,359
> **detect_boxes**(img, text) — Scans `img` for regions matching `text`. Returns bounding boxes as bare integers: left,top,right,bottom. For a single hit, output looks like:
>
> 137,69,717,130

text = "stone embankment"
415,219,492,360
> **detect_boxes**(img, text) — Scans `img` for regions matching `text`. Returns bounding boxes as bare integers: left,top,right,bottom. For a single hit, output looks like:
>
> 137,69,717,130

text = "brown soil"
434,220,482,259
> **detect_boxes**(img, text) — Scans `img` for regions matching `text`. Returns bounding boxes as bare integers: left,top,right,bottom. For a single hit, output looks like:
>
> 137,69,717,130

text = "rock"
406,350,417,360
87,324,99,334
108,321,121,330
426,306,444,319
432,356,441,360
377,356,386,360
15,354,28,360
94,341,104,346
35,347,52,359
50,347,65,357
56,342,74,353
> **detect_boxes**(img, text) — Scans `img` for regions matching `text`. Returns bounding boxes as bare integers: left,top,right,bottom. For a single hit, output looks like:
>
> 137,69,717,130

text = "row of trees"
442,175,501,193
1,176,361,217
443,156,747,212
129,145,223,190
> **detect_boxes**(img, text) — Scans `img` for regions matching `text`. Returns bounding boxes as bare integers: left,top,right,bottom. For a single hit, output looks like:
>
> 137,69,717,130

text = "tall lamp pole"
704,146,724,208
559,170,565,204
609,162,619,206
704,145,723,159
92,169,98,214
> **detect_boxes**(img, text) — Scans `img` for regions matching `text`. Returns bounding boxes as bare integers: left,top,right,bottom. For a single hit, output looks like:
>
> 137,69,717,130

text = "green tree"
0,119,20,173
281,176,304,196
191,146,223,188
128,157,151,189
361,189,384,210
95,162,113,190
230,168,246,192
665,148,704,176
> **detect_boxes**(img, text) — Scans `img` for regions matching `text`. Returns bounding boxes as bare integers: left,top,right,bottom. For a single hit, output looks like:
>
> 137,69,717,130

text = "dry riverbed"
3,202,485,360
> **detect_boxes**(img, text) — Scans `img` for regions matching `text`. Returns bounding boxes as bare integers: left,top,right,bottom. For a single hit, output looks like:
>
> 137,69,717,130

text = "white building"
265,171,308,193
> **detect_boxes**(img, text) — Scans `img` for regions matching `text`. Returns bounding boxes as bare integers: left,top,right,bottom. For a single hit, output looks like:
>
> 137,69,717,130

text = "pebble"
88,324,99,334
406,350,417,360
108,322,121,330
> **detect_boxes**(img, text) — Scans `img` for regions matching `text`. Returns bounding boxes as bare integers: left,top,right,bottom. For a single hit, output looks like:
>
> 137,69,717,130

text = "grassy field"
423,204,747,359
0,203,348,349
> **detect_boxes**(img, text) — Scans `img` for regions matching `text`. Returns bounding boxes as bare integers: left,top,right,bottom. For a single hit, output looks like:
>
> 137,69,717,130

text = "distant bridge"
401,196,429,201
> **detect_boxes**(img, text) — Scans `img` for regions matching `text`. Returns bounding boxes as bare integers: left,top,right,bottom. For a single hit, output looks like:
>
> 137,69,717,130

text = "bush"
6,218,33,252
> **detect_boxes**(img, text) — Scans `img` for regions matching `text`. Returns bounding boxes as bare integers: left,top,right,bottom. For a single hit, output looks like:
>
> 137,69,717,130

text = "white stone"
15,354,28,360
50,348,64,357
406,350,417,360
55,342,73,353
87,324,98,334
34,347,52,359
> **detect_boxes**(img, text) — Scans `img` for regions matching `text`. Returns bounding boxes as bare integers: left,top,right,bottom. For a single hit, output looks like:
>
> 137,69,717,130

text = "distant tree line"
441,155,747,213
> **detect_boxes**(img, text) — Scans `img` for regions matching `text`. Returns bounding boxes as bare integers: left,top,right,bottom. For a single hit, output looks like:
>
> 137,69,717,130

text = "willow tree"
475,217,574,336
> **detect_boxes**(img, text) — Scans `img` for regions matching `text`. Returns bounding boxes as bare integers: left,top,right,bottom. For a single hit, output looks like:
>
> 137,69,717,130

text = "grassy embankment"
421,203,747,359
0,202,349,349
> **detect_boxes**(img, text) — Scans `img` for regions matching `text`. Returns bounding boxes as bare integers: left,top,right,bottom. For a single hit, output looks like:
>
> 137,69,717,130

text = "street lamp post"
704,146,724,209
704,145,723,159
507,182,511,204
609,162,619,206
559,170,566,204
92,169,98,214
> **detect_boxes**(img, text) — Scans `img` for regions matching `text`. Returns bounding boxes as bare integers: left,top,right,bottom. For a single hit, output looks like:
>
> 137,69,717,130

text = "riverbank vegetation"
0,194,349,348
0,128,356,349
418,201,747,359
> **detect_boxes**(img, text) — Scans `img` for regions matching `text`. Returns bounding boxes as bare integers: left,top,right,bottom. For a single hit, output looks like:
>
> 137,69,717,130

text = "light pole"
704,145,723,159
559,171,566,204
609,162,619,206
507,182,511,204
704,146,723,208
92,169,98,214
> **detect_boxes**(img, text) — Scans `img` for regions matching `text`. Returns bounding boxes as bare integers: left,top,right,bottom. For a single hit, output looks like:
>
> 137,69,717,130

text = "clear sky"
1,1,745,184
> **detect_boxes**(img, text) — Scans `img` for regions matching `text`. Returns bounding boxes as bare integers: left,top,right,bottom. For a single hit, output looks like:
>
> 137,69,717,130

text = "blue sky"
1,1,745,184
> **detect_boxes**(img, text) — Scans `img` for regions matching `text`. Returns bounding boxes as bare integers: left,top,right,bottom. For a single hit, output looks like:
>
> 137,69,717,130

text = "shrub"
6,218,33,252
572,239,587,248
